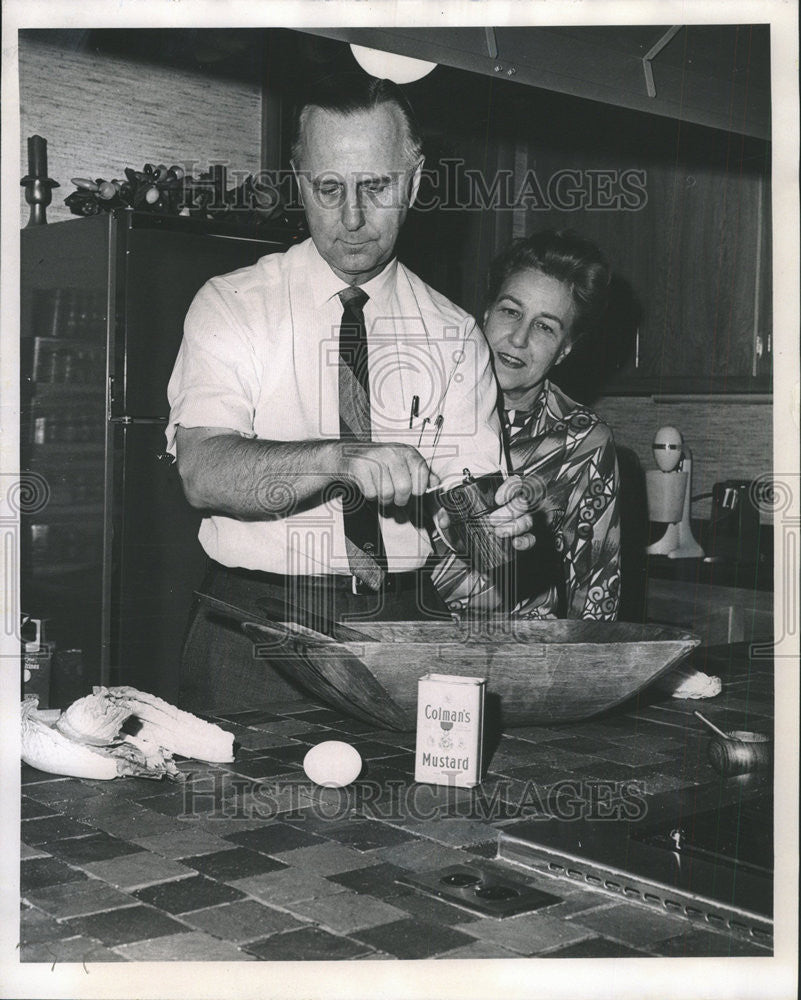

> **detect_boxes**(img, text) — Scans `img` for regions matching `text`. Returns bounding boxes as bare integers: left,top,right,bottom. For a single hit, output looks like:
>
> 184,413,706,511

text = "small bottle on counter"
21,616,53,709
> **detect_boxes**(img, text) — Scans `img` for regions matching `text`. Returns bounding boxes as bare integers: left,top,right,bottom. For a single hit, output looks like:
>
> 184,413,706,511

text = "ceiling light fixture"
350,43,436,84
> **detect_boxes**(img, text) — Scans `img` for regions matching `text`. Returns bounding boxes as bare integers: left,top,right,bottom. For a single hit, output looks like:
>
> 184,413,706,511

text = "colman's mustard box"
414,673,485,787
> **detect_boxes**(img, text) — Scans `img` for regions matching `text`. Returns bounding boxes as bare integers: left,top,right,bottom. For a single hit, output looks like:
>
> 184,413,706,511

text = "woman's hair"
291,73,423,169
485,229,610,342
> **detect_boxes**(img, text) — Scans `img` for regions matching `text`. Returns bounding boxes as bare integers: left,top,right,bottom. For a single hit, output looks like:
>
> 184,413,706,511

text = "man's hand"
339,442,437,507
486,473,545,550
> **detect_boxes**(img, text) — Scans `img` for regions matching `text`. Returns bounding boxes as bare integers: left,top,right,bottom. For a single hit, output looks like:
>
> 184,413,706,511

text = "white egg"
303,741,363,788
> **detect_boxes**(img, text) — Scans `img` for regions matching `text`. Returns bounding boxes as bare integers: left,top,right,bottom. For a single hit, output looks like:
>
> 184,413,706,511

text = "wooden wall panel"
507,91,769,384
640,155,763,379
19,36,263,225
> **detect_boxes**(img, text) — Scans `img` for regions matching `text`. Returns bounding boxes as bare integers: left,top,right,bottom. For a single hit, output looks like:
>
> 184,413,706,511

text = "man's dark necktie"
338,287,386,590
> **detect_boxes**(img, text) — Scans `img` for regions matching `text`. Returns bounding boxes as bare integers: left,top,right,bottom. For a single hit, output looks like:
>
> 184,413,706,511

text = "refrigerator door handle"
109,416,175,463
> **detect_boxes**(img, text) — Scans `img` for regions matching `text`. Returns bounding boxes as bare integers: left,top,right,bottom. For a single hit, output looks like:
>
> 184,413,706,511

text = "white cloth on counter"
656,662,723,699
669,670,722,699
166,238,504,575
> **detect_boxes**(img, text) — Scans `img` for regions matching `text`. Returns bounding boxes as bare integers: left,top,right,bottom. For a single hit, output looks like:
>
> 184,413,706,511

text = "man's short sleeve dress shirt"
167,238,504,575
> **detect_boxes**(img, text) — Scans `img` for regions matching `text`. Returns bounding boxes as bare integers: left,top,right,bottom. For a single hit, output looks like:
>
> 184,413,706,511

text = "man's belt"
224,565,429,597
345,571,422,596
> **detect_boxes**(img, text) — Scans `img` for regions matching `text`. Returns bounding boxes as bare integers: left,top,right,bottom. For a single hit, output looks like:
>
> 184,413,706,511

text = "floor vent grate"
395,863,562,919
500,848,773,946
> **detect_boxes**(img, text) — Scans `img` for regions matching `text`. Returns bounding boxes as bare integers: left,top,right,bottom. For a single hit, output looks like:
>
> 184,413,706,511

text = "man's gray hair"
291,73,423,169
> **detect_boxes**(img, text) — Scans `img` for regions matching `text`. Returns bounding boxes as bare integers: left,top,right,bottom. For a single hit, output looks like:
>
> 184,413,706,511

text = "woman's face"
483,267,576,408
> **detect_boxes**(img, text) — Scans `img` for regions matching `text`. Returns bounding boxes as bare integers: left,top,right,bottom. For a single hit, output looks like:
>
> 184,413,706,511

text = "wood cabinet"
503,90,772,397
395,64,772,397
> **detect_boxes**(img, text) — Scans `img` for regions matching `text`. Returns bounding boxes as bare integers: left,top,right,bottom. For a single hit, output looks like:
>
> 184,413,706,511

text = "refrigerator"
21,211,297,704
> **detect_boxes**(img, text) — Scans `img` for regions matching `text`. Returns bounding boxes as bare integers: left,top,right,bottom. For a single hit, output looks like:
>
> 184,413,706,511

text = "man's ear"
408,156,425,208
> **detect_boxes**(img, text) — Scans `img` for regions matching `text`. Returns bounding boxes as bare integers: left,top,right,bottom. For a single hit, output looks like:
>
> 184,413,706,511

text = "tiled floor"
19,646,773,961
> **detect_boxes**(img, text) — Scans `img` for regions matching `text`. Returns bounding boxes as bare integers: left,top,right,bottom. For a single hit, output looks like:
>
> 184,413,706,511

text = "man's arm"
175,426,434,517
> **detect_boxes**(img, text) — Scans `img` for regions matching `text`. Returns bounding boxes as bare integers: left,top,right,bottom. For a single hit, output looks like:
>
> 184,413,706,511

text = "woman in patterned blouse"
434,229,621,620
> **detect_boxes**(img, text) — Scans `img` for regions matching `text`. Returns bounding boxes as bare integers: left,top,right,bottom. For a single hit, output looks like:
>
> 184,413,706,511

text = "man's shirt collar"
305,239,398,312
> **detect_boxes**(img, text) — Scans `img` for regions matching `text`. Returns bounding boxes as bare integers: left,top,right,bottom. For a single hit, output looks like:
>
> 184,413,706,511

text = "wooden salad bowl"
201,594,700,731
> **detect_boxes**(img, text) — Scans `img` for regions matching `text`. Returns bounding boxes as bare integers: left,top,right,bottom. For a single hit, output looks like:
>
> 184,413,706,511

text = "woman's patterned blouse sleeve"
558,421,621,620
510,409,621,622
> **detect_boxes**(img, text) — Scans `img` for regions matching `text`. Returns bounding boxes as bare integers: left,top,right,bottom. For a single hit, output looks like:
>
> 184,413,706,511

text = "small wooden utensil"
693,711,730,740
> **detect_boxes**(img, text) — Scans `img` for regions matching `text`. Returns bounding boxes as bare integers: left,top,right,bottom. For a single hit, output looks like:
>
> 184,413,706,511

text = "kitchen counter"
646,555,772,593
20,644,773,962
646,576,773,646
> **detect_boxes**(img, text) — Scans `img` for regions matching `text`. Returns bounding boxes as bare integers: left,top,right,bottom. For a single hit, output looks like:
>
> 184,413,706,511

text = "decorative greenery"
65,163,184,216
65,162,304,230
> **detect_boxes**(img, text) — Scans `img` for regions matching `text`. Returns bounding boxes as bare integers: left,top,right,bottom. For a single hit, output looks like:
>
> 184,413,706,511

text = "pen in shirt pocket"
419,414,444,451
409,395,444,454
408,394,420,429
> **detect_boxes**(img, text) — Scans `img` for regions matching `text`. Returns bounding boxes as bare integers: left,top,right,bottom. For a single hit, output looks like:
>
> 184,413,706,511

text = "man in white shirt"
167,74,534,710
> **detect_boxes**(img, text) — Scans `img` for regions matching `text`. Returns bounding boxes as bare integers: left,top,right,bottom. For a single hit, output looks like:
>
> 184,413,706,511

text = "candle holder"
20,135,59,227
